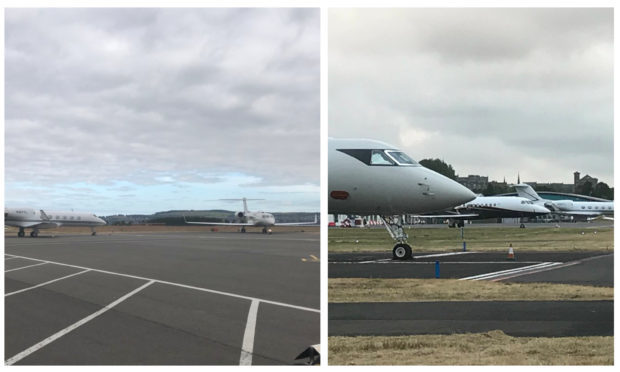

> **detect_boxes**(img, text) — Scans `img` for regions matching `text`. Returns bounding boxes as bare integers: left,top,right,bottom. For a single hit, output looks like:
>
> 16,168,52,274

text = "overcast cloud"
329,8,613,187
6,8,319,214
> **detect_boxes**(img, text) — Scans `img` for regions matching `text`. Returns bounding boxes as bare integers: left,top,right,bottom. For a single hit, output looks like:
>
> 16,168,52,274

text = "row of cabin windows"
580,205,612,210
53,216,82,220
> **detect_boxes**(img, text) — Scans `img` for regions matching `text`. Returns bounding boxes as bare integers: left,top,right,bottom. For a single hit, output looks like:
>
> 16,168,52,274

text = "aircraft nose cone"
424,169,476,209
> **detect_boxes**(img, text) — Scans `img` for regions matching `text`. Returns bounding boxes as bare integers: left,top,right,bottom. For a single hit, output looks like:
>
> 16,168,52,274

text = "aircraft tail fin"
514,183,542,201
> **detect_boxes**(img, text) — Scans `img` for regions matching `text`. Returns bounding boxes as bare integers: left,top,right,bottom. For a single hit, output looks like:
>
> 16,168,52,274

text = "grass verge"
328,225,613,253
329,278,614,302
329,331,613,365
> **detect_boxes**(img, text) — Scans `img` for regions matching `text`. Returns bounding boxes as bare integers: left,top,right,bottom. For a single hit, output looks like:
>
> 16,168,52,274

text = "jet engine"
236,211,245,218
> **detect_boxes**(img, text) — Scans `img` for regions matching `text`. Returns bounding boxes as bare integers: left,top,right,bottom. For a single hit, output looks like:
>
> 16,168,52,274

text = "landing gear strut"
379,215,413,260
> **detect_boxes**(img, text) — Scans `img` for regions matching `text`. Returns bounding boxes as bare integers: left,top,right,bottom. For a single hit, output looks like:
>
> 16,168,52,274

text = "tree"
419,158,456,180
592,182,613,200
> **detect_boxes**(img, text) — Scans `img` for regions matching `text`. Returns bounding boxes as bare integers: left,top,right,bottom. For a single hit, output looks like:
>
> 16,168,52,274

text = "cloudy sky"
329,8,613,187
5,8,319,214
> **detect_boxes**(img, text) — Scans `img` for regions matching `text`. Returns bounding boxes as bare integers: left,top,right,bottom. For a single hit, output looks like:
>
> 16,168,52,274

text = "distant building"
573,171,598,193
456,175,488,191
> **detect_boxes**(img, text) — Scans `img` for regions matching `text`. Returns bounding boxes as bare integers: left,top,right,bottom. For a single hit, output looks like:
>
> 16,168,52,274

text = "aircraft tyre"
30,231,38,238
262,227,267,234
393,243,413,260
18,230,25,238
241,227,246,233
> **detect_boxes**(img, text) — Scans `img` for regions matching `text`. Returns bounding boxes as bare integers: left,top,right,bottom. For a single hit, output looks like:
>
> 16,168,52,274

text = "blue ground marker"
463,241,467,252
435,260,440,278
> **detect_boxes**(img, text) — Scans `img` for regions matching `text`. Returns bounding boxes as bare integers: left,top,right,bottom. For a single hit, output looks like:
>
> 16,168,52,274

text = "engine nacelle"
236,211,245,218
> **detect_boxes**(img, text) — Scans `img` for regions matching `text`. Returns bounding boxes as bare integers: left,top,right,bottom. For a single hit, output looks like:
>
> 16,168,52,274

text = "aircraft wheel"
241,227,246,233
393,243,412,260
262,227,267,234
18,230,25,238
92,231,97,236
30,231,38,238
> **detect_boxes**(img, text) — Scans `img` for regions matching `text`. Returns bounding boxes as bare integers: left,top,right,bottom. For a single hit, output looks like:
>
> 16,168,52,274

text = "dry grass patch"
329,331,613,365
329,225,613,253
329,278,614,302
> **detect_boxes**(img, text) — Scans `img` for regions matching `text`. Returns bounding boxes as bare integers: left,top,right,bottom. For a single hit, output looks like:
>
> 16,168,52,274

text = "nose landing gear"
379,215,413,260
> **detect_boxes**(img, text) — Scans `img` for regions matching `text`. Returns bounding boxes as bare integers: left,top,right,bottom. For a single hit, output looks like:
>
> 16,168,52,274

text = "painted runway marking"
5,262,48,273
5,269,91,297
5,254,319,314
459,262,563,281
6,280,154,365
5,257,20,261
414,251,476,258
239,299,260,366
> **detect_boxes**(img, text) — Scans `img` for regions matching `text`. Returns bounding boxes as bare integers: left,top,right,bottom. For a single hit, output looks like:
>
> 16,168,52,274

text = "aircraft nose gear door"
379,215,413,260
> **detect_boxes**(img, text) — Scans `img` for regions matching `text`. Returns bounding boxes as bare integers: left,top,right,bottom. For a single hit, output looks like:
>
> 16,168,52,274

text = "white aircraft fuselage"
456,196,551,218
514,184,614,218
328,138,476,260
328,138,475,215
5,207,106,237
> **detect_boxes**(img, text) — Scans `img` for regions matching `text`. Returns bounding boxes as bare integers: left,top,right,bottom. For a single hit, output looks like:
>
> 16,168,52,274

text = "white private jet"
514,183,614,220
431,195,551,227
184,198,318,234
5,208,106,237
328,138,476,259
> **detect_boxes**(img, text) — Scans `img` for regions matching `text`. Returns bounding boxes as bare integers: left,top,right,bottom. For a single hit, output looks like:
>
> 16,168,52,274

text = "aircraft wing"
6,221,61,229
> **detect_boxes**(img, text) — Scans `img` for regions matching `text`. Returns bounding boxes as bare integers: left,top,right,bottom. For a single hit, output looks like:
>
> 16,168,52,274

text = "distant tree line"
419,158,613,200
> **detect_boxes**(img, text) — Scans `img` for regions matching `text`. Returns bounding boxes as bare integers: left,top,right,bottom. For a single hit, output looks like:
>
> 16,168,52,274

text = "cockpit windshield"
370,150,395,165
338,149,420,167
385,151,417,165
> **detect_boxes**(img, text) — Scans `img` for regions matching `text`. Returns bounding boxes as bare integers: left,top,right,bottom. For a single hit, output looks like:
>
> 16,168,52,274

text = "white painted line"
491,261,579,282
460,262,562,281
5,269,91,297
5,254,319,314
239,300,260,366
5,262,47,273
414,251,476,258
5,257,20,261
6,280,154,365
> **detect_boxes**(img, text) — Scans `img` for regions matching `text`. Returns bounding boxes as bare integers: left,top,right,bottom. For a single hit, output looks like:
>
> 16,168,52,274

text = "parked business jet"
514,183,614,220
437,195,551,227
184,198,318,234
329,138,476,259
5,208,106,237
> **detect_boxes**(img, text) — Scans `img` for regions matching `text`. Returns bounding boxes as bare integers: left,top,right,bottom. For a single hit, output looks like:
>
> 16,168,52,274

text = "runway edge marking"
459,262,562,281
5,269,91,297
6,280,155,365
239,299,260,366
4,254,319,314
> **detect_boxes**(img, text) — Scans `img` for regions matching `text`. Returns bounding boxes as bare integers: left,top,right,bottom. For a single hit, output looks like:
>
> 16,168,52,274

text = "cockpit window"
370,150,395,165
385,151,417,165
338,149,419,166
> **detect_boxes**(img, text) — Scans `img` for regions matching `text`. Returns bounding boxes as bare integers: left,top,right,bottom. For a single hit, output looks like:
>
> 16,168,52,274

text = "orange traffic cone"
507,244,515,261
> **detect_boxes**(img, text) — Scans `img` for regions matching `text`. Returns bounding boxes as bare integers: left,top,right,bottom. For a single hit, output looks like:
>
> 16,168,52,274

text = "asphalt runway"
329,251,613,286
329,250,613,337
5,231,319,365
329,301,613,337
